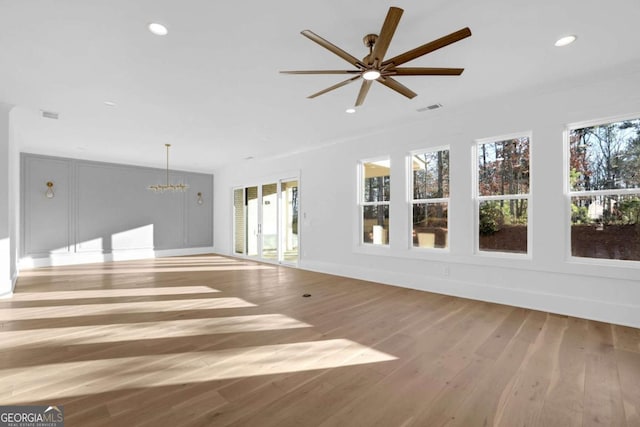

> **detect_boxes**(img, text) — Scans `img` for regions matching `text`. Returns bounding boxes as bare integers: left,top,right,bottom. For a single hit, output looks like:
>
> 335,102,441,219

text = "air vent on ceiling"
41,110,59,120
416,103,443,112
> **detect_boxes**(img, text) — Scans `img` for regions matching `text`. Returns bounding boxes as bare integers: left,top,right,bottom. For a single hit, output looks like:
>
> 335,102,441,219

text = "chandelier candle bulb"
148,144,189,192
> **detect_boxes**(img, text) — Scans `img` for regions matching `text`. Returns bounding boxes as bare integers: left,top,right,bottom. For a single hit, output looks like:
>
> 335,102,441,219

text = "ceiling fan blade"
391,67,464,76
355,80,373,106
370,7,403,65
281,70,361,75
378,76,417,99
307,75,361,99
382,27,472,67
301,30,366,68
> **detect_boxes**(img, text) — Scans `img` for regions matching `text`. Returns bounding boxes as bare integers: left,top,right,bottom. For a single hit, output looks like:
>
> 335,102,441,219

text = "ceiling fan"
280,6,471,107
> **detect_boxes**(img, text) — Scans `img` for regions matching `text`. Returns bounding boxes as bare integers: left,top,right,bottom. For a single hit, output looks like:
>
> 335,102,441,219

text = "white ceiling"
2,0,640,172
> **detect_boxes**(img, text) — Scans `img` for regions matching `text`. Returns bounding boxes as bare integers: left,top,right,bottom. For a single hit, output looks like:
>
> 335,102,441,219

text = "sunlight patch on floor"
0,297,255,321
0,339,396,404
19,264,275,277
18,254,275,277
0,314,311,349
7,286,220,302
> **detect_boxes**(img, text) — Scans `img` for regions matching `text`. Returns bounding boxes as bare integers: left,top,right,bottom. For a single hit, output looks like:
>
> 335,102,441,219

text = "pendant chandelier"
148,144,189,192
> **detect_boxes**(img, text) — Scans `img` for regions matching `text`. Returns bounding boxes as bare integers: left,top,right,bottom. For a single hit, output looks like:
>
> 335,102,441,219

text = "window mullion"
478,194,529,202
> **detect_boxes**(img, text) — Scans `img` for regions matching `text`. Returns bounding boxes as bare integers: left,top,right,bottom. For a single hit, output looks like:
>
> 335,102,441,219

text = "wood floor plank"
613,324,640,353
1,254,638,426
227,364,385,427
583,321,627,427
438,310,548,426
538,317,588,427
409,309,547,426
616,348,640,426
492,314,567,426
317,302,507,427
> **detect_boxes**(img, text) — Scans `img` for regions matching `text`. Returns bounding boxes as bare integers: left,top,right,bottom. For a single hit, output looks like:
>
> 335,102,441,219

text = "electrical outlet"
443,265,450,276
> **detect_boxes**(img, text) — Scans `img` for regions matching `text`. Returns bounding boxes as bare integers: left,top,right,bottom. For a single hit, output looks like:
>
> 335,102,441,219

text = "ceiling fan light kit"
362,70,381,81
280,6,471,107
554,35,577,47
148,22,168,36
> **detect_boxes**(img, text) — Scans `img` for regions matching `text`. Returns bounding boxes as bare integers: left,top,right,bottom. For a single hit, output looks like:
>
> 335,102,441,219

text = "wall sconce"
196,192,203,205
45,181,55,199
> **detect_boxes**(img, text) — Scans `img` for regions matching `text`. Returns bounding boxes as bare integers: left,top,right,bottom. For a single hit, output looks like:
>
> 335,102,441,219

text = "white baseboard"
20,247,216,269
153,247,216,258
299,259,640,329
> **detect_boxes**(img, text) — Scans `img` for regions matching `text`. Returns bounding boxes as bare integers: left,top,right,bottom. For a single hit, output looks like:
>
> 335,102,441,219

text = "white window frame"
473,132,532,258
565,114,640,264
358,156,391,246
409,145,450,251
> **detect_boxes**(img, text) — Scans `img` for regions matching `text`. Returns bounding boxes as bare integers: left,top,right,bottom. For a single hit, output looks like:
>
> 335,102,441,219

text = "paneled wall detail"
23,156,71,256
22,154,213,259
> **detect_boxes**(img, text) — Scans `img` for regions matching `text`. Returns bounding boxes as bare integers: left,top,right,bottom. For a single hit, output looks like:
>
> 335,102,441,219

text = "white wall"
9,108,20,289
215,70,640,328
0,103,11,295
0,103,19,296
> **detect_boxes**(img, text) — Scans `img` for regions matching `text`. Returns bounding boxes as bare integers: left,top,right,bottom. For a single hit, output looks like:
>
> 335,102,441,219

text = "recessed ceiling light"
554,35,576,47
345,108,356,114
104,101,117,107
362,70,381,81
148,22,168,36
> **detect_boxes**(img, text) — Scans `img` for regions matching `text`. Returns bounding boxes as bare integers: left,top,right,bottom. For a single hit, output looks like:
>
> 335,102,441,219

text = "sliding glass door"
232,178,299,264
261,183,278,260
233,188,245,256
280,179,299,263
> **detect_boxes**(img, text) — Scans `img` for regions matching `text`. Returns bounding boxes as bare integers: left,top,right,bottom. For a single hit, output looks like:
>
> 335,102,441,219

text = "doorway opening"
233,178,299,265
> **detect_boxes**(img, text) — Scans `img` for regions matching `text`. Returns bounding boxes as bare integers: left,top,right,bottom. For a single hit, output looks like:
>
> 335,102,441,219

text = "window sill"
353,243,391,257
475,250,532,261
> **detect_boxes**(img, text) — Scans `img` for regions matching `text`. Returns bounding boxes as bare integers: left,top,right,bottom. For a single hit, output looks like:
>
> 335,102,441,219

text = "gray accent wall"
21,153,213,260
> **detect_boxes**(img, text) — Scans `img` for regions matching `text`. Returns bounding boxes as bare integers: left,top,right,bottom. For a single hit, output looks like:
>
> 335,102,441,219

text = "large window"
411,148,449,249
360,158,390,245
476,135,530,254
568,118,640,261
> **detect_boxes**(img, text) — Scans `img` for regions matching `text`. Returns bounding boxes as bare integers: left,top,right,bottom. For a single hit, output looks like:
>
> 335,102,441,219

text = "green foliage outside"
618,198,640,224
569,168,581,192
571,196,640,226
479,202,502,235
570,118,639,228
571,203,589,224
479,200,527,235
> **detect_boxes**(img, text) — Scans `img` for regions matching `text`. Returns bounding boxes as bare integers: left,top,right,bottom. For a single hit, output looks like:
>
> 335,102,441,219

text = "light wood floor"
1,254,639,426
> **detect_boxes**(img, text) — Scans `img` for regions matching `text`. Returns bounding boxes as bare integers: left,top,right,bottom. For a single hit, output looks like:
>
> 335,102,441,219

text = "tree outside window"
476,136,530,254
569,118,640,261
360,159,390,245
411,148,449,249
